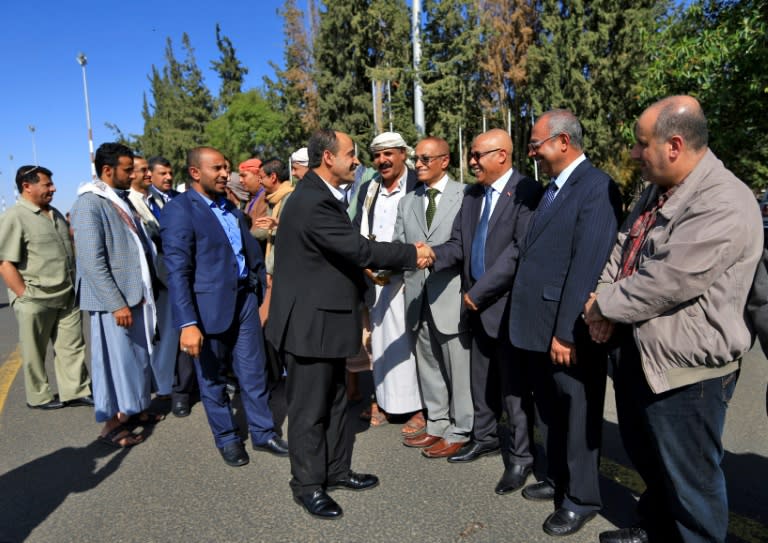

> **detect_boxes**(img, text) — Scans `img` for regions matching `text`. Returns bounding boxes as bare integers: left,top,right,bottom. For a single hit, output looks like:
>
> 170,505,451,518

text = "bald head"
631,95,709,187
469,129,514,186
648,95,708,151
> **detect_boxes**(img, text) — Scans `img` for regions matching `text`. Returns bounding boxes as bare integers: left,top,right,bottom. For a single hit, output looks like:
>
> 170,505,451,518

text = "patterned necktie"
425,188,439,229
470,187,493,281
528,181,559,236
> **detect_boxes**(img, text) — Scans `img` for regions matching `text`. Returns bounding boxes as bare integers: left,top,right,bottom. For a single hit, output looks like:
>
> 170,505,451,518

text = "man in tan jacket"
585,96,762,543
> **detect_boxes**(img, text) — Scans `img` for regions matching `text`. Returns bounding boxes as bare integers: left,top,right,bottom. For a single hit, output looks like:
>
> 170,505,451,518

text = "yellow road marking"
0,345,22,415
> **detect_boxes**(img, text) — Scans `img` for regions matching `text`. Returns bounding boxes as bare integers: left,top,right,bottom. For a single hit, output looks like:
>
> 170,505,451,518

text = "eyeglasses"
527,133,562,153
414,154,448,165
468,148,501,162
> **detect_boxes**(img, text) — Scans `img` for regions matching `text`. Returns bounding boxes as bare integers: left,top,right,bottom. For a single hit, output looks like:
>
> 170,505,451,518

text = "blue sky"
0,0,289,212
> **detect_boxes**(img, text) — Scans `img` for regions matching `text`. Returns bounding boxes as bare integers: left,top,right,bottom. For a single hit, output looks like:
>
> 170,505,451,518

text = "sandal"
368,402,388,427
127,411,165,426
97,425,143,448
401,411,426,436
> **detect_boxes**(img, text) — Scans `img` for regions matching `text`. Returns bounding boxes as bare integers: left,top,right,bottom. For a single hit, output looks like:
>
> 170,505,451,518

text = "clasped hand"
583,292,615,344
414,242,435,269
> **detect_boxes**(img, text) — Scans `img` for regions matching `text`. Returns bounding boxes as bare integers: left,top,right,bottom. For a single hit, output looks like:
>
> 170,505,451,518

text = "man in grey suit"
393,137,472,459
71,142,158,447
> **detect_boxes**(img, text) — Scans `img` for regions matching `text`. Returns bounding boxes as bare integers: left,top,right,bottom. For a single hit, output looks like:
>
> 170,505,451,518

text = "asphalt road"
0,287,766,543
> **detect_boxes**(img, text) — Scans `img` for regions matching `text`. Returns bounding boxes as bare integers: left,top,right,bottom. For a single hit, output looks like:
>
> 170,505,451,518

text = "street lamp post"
76,52,97,180
28,125,37,164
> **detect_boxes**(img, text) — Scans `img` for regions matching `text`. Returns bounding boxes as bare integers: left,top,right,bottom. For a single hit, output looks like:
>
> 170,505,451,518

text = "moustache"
378,162,393,170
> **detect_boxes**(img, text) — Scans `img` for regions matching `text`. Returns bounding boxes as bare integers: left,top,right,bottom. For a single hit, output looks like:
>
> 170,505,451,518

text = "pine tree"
478,0,538,171
264,0,319,149
527,0,661,186
421,0,485,177
211,23,248,114
138,33,215,180
314,0,415,158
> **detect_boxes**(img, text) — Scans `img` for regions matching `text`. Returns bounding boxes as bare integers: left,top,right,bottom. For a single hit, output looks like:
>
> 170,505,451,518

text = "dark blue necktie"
470,187,493,281
528,182,559,237
148,195,162,220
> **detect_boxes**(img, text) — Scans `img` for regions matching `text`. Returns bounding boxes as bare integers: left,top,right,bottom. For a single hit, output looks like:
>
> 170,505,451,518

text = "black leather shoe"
522,480,556,501
65,395,95,407
294,489,343,519
543,508,597,536
446,441,500,463
254,436,289,457
599,528,649,543
27,398,65,410
327,471,379,491
172,398,190,418
495,463,532,495
219,442,249,467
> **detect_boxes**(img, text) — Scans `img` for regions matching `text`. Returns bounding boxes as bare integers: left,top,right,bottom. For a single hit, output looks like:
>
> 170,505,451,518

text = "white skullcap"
369,131,413,155
291,147,309,165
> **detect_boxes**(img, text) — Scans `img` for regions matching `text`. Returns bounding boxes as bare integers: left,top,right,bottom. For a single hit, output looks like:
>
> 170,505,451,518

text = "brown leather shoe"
422,439,465,458
403,433,441,448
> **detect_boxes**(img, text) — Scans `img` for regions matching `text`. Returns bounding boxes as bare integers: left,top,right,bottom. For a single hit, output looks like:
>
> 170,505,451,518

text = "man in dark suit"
266,129,433,520
431,129,543,492
508,110,622,536
161,147,288,468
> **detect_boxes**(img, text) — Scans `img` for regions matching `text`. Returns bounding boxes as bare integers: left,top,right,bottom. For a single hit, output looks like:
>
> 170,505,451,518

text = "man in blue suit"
161,146,287,467
508,110,622,536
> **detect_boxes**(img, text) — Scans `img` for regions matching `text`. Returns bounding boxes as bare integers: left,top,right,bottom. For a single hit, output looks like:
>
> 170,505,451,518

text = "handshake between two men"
414,241,435,269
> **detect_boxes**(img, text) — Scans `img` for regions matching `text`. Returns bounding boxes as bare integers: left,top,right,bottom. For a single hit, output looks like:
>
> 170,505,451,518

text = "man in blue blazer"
508,110,622,536
161,146,287,467
431,129,543,490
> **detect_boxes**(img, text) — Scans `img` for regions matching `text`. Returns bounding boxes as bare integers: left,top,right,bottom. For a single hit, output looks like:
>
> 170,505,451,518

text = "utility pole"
412,0,425,136
76,52,97,180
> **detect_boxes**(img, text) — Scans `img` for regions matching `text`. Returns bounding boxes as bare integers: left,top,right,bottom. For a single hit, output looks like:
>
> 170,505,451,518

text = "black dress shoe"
327,471,379,491
446,441,500,463
495,463,532,495
65,395,95,407
522,480,556,501
599,528,649,543
172,399,190,418
27,398,65,410
254,436,289,457
219,442,249,467
543,507,597,536
294,489,343,519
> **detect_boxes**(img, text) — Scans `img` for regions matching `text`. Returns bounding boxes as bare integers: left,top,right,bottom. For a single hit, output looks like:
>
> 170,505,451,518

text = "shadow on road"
598,418,768,543
0,439,134,542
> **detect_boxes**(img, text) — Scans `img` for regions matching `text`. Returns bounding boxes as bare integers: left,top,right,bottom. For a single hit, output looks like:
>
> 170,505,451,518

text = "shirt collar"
379,168,408,195
552,154,587,189
317,174,346,202
488,168,514,194
429,174,450,193
17,196,45,214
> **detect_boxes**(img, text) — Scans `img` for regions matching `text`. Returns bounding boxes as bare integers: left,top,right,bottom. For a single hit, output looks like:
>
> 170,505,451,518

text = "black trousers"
284,352,351,497
525,326,607,515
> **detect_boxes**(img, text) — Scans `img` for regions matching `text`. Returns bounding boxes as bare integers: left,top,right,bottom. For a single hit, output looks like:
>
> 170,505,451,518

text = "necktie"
148,195,162,220
538,182,559,213
425,188,439,229
528,182,559,237
470,187,493,281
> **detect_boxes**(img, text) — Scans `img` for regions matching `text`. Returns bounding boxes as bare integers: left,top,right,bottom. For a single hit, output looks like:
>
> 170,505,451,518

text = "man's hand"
180,325,204,358
112,306,133,328
463,293,479,311
584,292,615,343
253,216,278,230
365,268,390,286
550,336,577,366
415,242,435,269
